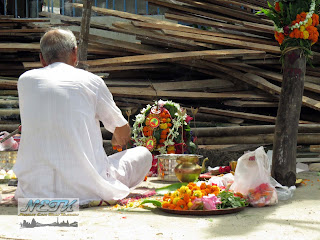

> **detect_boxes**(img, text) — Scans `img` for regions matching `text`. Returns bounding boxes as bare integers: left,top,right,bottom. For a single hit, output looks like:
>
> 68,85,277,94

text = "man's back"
14,62,130,204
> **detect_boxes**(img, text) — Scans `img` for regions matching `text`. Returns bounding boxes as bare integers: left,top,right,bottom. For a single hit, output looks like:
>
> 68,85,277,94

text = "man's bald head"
40,28,77,66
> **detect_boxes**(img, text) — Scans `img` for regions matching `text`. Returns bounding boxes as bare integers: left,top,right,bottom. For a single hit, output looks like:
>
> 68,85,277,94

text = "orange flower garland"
274,12,320,45
287,12,320,44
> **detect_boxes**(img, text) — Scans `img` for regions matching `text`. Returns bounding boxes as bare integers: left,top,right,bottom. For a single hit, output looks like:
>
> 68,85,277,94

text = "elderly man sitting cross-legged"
14,28,152,205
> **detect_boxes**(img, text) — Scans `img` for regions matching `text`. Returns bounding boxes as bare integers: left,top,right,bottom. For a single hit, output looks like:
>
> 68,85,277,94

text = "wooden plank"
152,79,234,91
211,63,320,111
0,18,50,23
228,63,320,94
192,124,320,137
132,20,277,46
205,0,261,12
164,12,272,36
109,87,271,100
199,106,277,123
162,29,280,54
111,22,204,51
0,28,47,33
173,0,271,25
148,0,254,25
0,43,40,52
84,33,168,55
72,3,181,27
196,133,320,145
0,99,19,108
296,158,320,163
89,64,169,73
85,49,266,67
0,80,18,90
223,100,278,107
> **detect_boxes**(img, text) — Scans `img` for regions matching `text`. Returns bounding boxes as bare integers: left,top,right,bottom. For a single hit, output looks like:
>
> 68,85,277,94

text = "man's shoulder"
19,68,43,80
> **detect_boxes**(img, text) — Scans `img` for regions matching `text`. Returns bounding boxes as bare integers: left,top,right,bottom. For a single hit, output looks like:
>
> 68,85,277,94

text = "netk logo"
18,198,79,228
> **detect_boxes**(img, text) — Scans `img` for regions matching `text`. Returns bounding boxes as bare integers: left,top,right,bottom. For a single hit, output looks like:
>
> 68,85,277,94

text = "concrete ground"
0,171,319,240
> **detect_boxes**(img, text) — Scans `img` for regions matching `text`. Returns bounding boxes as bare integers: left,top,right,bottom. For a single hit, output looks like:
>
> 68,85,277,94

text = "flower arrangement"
132,100,196,155
259,0,320,63
142,182,248,211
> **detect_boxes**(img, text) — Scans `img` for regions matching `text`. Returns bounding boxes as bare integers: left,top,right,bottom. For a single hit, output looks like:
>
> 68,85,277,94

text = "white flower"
157,99,166,108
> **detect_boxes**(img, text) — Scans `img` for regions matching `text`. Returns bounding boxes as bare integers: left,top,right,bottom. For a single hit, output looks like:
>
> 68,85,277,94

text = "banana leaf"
155,182,188,195
140,199,162,208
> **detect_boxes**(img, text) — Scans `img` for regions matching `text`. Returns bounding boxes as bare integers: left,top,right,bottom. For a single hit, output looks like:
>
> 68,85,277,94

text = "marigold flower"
179,186,187,193
182,193,190,203
200,182,207,190
193,190,203,198
312,14,319,26
303,30,309,39
169,204,175,209
275,2,280,12
173,197,180,205
186,189,192,196
162,202,170,208
160,134,167,139
293,29,301,38
159,123,168,129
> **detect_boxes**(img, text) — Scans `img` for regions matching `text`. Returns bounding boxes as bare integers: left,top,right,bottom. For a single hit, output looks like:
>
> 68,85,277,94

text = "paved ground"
0,171,319,240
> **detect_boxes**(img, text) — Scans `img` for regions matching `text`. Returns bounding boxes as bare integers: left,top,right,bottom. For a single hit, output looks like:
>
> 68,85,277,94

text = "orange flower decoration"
275,2,280,12
274,31,285,44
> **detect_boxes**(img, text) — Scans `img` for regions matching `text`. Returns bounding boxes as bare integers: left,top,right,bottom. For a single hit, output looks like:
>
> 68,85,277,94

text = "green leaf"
140,199,162,208
155,182,188,195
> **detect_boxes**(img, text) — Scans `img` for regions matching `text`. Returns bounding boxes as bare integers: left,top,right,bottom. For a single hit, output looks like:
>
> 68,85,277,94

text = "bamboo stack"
1,0,320,152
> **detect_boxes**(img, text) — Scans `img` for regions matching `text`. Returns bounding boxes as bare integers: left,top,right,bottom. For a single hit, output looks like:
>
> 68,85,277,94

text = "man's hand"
112,124,131,148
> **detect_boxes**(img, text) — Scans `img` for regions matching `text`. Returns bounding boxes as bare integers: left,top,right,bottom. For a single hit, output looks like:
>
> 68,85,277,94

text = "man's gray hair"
40,28,77,65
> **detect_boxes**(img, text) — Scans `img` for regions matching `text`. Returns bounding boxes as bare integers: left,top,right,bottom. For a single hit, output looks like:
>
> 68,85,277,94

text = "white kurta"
14,62,151,204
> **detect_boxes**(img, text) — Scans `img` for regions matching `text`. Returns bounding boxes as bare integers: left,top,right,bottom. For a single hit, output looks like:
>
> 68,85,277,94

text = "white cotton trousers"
107,146,152,190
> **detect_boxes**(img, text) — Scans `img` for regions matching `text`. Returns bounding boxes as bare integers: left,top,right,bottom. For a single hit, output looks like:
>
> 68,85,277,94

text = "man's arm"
111,123,131,147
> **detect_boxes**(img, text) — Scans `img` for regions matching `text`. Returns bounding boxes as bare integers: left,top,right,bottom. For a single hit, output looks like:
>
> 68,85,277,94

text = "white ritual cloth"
14,62,152,204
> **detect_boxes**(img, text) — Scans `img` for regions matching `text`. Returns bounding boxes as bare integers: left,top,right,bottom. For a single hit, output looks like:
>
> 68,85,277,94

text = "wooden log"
0,124,20,132
0,109,20,118
0,99,19,108
0,90,18,96
192,124,320,137
109,87,270,100
77,0,94,70
199,106,277,123
272,49,306,187
196,133,320,145
223,100,278,108
0,80,18,90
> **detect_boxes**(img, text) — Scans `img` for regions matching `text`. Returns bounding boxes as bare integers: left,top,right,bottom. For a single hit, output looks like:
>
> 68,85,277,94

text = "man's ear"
72,47,78,67
39,53,48,67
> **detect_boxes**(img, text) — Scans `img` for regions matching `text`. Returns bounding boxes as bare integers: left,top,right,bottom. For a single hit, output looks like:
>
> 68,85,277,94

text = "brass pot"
174,154,203,182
